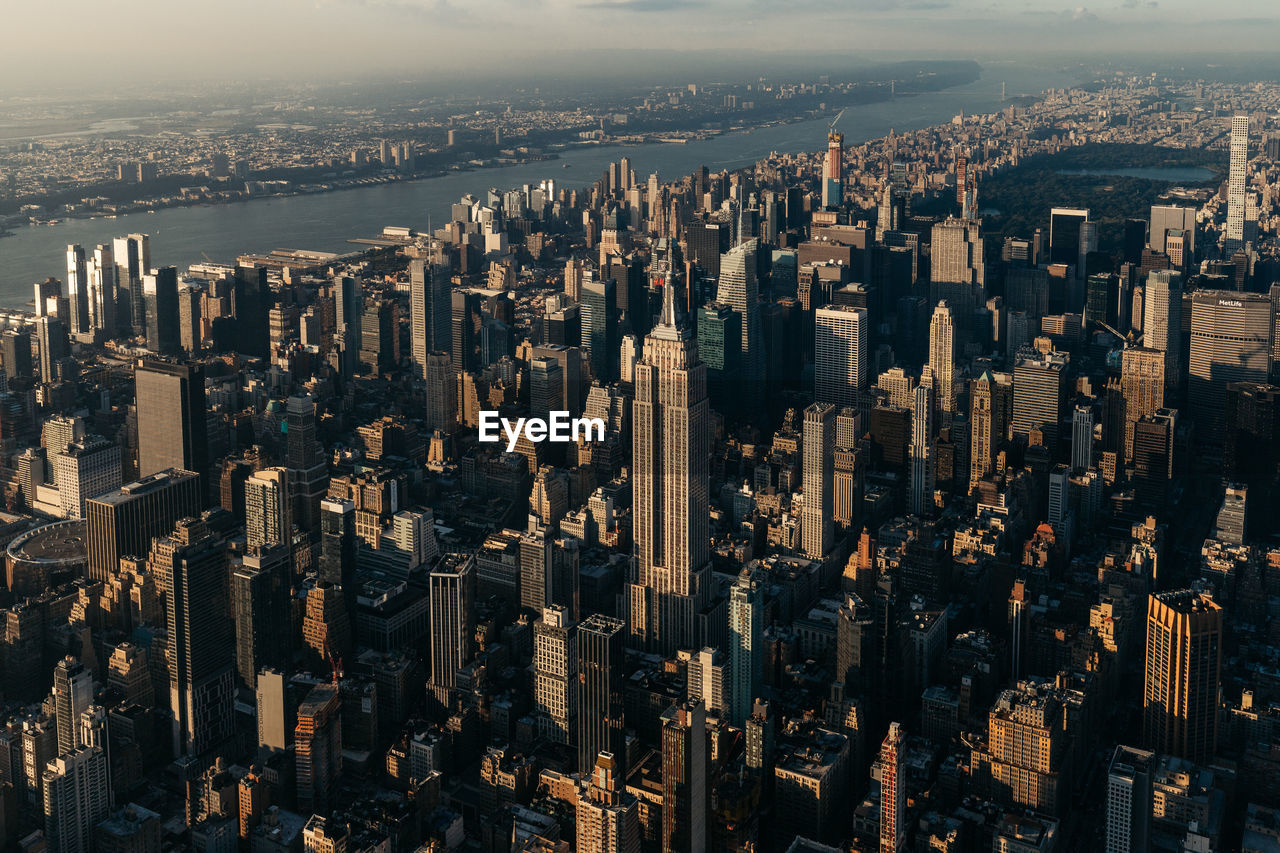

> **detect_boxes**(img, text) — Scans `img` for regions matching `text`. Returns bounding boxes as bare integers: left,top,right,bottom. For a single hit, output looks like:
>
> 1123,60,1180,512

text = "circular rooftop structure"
7,520,88,569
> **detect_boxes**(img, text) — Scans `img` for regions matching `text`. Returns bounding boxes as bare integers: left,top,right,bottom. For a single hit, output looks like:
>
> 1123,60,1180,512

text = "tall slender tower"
628,284,710,654
1226,114,1248,252
1143,271,1183,394
429,553,476,692
878,722,905,853
717,239,763,414
661,701,708,853
1143,590,1222,763
801,402,836,558
65,244,91,337
728,566,764,727
135,359,208,483
928,302,957,418
815,305,869,411
577,614,626,775
244,468,290,549
823,127,844,209
1121,347,1165,462
909,383,935,515
969,371,996,487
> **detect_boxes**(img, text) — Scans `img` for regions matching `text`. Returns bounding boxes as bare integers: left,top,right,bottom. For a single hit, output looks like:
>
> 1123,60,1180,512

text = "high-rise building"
1226,114,1248,252
814,305,868,411
580,274,619,383
244,468,290,549
577,614,625,775
52,657,95,755
409,258,451,378
160,518,235,757
687,648,729,718
529,356,564,421
135,359,208,481
86,469,202,582
1121,347,1165,461
628,285,710,654
969,369,1010,487
112,233,150,335
1142,271,1183,394
424,351,457,432
717,239,764,413
1012,350,1067,449
53,438,122,519
931,218,986,287
928,302,956,418
660,701,707,853
1049,208,1089,268
1071,403,1094,473
142,266,179,354
256,669,289,754
1132,409,1177,507
801,402,836,558
65,244,91,337
576,751,641,853
979,679,1071,815
533,605,576,746
296,683,342,815
878,722,904,853
823,128,844,209
428,553,475,691
286,393,329,536
697,303,741,416
318,498,355,590
909,383,935,515
1150,205,1197,257
42,746,110,853
1143,590,1222,763
358,298,399,374
1188,291,1272,444
232,544,292,690
728,566,764,727
1105,745,1154,853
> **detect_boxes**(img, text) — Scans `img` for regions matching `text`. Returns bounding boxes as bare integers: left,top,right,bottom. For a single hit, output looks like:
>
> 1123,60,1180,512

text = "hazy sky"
5,0,1277,93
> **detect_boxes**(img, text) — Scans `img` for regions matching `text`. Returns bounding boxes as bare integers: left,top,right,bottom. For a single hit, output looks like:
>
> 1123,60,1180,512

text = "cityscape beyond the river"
2,44,1280,853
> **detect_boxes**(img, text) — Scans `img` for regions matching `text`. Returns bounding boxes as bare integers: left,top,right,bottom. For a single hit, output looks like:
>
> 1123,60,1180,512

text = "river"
0,61,1074,309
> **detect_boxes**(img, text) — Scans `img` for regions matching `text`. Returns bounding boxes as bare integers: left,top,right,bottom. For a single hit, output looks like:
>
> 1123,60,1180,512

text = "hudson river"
0,62,1073,308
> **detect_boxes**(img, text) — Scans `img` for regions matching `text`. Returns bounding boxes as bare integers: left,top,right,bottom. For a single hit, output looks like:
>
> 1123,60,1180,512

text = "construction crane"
828,108,846,136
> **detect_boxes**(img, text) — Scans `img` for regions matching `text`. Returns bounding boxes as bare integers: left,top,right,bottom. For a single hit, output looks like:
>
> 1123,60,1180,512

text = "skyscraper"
577,614,626,775
878,722,904,853
1143,590,1222,763
814,305,868,411
1049,207,1089,268
244,468,290,549
233,264,272,359
429,552,476,691
1105,745,1154,853
1226,114,1248,252
52,657,95,755
424,351,457,432
319,498,356,590
1188,291,1272,444
1121,347,1165,462
529,356,564,421
85,469,202,582
576,751,641,853
928,302,956,418
409,258,451,378
728,565,764,727
65,243,91,337
717,239,764,414
112,233,150,336
286,393,329,535
580,274,619,383
1012,350,1068,449
295,683,342,815
628,284,710,654
533,605,576,746
801,402,836,559
909,383,935,515
823,127,843,209
1071,403,1094,473
135,359,208,482
969,370,1010,487
42,746,110,853
660,701,707,853
1150,205,1197,257
232,544,292,689
1142,270,1183,394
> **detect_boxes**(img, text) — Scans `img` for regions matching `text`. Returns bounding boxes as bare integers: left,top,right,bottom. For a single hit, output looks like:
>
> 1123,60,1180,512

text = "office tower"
931,218,986,287
333,274,362,355
687,648,729,717
1223,384,1280,532
87,244,116,335
409,258,451,377
1150,205,1196,257
909,384,935,515
1188,291,1272,444
318,498,355,589
577,614,626,775
232,544,292,689
533,605,576,745
257,669,288,753
717,239,764,413
142,266,179,354
576,751,641,853
244,468,290,548
1121,347,1165,461
1132,409,1177,506
1143,590,1222,763
135,359,208,481
1012,350,1067,448
358,298,398,374
660,701,707,853
296,683,342,815
823,126,843,209
178,285,202,352
454,290,485,373
424,351,457,433
1071,404,1093,473
160,518,234,757
878,722,904,853
531,343,584,416
65,244,91,337
36,315,69,382
982,680,1071,815
53,438,122,519
1212,484,1247,544
814,305,868,410
1105,745,1154,853
801,402,836,558
580,274,619,383
301,583,352,671
285,393,328,535
112,233,150,335
529,356,564,420
52,657,95,754
697,303,741,415
628,284,710,655
684,220,726,278
928,302,956,417
969,370,1008,486
1226,114,1248,252
1085,273,1116,328
728,566,764,727
85,469,202,582
1049,208,1089,267
3,328,33,379
232,264,271,359
42,746,110,853
1143,270,1183,394
428,553,476,690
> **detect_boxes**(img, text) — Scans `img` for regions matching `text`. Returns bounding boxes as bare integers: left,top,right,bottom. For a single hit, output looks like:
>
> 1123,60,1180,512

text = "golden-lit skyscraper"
928,302,957,418
823,127,844,209
1143,590,1222,763
878,722,904,853
1121,346,1165,461
628,285,710,654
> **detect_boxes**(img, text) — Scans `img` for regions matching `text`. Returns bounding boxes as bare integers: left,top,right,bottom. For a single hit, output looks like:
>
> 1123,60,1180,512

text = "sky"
3,0,1278,94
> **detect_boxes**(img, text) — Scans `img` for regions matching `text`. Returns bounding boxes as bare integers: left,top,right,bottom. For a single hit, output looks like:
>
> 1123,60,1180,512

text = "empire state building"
628,282,711,655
